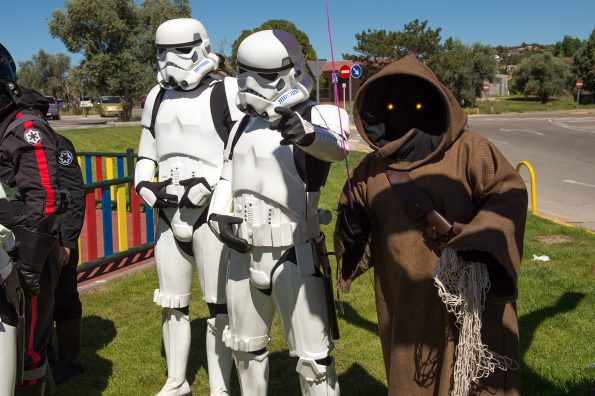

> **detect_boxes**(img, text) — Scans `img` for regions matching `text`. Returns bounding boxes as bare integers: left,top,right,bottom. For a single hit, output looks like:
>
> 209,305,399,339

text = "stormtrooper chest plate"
231,118,306,216
154,85,224,165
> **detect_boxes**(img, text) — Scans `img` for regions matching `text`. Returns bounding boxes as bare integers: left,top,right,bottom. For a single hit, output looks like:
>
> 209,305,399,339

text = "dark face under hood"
353,55,468,168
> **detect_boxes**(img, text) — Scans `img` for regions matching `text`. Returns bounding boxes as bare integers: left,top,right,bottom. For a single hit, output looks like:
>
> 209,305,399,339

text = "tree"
552,35,583,57
572,29,595,92
344,19,442,80
512,52,571,103
229,19,317,70
426,39,497,106
17,50,71,99
49,0,190,120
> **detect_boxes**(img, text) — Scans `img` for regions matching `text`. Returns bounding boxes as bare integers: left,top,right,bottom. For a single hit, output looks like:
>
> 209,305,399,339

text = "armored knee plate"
154,289,191,308
222,325,270,353
296,356,340,395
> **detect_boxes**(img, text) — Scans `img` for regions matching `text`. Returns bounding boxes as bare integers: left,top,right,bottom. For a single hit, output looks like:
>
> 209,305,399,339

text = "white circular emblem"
58,150,74,166
24,129,42,145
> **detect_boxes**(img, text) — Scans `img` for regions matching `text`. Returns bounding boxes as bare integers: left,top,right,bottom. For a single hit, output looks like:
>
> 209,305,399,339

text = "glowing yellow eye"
387,103,394,111
415,103,423,110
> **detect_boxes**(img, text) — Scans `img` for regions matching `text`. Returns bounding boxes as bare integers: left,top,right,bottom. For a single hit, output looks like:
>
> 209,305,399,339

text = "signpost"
576,80,583,111
482,82,491,112
307,59,327,103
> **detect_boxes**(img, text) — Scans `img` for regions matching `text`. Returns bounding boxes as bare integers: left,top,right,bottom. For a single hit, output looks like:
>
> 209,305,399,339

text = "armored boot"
234,350,269,395
157,307,191,396
206,315,233,395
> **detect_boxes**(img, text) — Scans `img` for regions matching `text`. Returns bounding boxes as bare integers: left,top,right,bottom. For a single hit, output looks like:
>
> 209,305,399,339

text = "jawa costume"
334,55,527,396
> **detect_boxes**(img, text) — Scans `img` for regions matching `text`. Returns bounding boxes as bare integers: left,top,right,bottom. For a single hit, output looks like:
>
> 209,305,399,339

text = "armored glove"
179,177,212,208
208,213,251,253
136,178,178,208
270,107,315,146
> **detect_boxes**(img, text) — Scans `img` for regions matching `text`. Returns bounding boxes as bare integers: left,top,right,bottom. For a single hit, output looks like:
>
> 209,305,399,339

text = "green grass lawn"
469,95,595,115
53,146,595,395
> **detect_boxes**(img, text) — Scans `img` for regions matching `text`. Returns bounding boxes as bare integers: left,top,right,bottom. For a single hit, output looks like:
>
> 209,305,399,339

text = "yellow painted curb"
535,213,595,235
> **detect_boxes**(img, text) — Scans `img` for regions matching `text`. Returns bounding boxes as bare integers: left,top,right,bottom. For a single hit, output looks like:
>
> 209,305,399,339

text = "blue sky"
2,0,594,67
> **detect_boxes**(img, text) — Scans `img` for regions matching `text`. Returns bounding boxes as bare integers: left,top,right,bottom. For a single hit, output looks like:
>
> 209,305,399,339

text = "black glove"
337,203,372,248
208,213,251,253
179,177,212,208
136,178,178,208
270,107,314,146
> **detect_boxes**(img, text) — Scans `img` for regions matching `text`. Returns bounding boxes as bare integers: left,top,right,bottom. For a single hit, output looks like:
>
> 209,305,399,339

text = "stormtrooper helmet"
235,30,313,122
155,18,219,90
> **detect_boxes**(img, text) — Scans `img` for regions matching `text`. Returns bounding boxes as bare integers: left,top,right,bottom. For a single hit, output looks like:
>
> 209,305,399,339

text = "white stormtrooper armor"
0,183,18,396
209,30,348,396
135,18,243,396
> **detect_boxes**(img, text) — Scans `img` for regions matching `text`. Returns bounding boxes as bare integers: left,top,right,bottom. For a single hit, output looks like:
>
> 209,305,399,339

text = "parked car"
44,96,60,120
57,98,64,109
96,96,123,117
80,95,94,109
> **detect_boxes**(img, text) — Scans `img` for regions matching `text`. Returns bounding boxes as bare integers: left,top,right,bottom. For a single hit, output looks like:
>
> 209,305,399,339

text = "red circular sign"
339,65,351,79
576,80,583,89
482,83,490,92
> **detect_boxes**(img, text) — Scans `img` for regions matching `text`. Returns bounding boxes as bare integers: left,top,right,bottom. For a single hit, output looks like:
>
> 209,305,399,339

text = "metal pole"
349,73,352,117
315,61,320,104
342,83,346,111
576,88,581,111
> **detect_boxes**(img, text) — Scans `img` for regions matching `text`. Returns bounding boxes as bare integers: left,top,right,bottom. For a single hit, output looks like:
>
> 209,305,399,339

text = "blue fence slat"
145,207,154,242
85,156,93,184
101,187,113,256
117,157,125,178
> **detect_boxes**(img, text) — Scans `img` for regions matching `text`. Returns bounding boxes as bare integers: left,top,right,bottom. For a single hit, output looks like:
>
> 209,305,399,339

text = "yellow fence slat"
106,157,115,198
116,183,128,251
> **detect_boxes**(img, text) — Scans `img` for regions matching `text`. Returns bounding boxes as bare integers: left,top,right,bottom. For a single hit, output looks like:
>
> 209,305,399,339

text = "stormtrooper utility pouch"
12,214,59,297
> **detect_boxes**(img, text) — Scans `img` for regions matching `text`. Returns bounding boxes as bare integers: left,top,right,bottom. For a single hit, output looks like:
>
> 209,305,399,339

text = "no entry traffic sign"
339,64,351,79
576,80,583,89
482,83,491,92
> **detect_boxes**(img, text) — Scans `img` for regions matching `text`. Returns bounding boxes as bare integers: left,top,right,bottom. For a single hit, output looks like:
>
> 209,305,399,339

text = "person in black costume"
0,42,65,396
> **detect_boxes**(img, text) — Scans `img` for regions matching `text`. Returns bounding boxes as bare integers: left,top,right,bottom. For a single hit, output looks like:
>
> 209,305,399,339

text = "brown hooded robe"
334,55,527,395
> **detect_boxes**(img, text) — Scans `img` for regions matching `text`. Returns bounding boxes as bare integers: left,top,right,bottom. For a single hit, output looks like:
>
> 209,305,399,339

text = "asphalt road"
348,111,595,231
47,111,142,131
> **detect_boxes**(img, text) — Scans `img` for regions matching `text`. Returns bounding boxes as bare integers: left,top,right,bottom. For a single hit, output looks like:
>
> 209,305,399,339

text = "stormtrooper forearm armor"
296,105,350,163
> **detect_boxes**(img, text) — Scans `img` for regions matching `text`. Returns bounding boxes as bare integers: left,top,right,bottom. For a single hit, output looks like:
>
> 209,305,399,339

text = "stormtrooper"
208,30,349,395
134,18,243,396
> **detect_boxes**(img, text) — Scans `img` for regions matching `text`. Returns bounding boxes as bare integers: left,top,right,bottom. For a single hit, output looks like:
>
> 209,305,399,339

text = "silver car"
44,96,60,120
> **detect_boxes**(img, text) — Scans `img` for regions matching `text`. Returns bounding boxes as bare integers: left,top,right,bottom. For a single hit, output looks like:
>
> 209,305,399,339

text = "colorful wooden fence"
76,149,156,282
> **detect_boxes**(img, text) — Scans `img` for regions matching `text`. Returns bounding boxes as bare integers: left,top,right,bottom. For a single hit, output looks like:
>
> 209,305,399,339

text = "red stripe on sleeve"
26,296,41,384
33,143,55,215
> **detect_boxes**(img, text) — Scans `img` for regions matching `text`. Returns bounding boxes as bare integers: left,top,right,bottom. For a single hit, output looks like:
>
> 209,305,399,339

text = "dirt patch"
537,235,574,245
